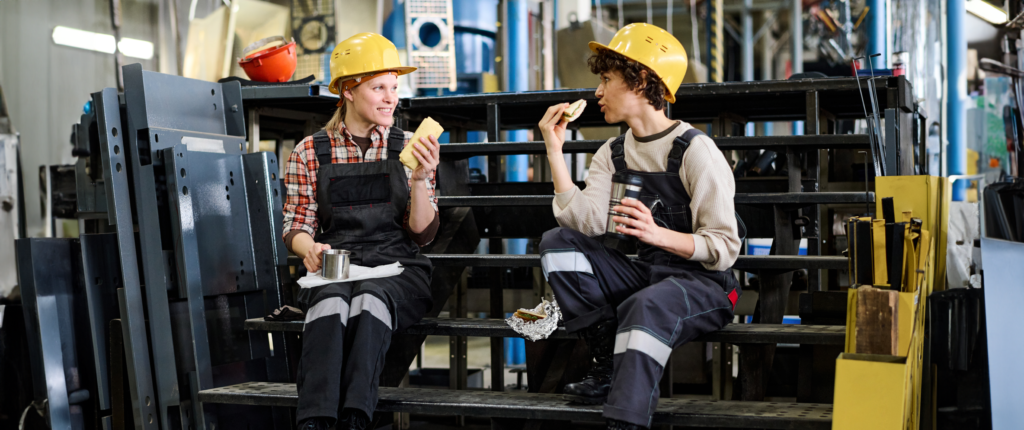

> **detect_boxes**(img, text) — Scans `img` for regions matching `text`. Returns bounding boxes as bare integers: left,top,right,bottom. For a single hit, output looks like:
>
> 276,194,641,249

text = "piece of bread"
399,117,444,170
562,99,587,122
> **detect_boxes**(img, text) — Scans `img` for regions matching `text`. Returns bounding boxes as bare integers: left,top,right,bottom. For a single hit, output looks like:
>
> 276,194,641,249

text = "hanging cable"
647,0,653,24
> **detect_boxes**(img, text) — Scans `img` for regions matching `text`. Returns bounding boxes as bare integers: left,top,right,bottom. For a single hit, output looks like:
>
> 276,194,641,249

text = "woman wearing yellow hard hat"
536,23,741,430
281,32,439,430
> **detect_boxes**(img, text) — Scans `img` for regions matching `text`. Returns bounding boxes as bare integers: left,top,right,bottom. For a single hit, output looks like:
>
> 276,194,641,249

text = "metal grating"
405,0,456,91
294,54,329,83
408,0,448,15
411,55,455,88
199,384,833,429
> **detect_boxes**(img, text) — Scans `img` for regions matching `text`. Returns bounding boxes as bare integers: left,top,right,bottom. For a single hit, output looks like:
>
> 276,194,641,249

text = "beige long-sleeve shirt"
553,121,741,271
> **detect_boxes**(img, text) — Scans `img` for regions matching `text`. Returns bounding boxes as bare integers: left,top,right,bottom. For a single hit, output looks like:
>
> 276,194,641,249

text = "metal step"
244,317,845,345
284,255,848,271
398,76,908,127
198,384,832,429
437,192,874,207
426,254,848,271
438,135,870,157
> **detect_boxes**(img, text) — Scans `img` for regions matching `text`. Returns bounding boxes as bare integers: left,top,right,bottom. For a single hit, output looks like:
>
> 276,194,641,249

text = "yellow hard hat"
588,23,687,103
328,32,416,95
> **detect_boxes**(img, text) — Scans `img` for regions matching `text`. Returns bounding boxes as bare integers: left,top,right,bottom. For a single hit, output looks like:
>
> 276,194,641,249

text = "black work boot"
606,418,647,430
562,318,617,404
340,408,369,430
297,417,330,430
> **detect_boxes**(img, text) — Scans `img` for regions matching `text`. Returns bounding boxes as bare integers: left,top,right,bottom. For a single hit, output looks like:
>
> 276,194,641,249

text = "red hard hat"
239,36,297,83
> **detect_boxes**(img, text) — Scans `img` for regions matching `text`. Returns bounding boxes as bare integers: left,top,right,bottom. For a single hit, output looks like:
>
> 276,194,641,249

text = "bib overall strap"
386,126,405,161
666,128,704,173
609,134,628,173
313,130,333,166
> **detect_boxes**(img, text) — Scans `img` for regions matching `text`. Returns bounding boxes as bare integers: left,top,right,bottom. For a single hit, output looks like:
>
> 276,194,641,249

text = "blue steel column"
742,0,754,136
453,0,498,177
791,0,803,135
506,0,529,254
506,0,529,183
866,0,887,63
947,0,966,200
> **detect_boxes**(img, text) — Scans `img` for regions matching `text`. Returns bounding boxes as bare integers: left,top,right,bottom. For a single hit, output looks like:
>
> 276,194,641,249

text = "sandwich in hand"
562,99,587,122
399,117,444,170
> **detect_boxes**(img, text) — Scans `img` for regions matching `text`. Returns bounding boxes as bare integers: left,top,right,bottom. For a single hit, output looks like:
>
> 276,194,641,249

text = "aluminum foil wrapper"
504,298,562,342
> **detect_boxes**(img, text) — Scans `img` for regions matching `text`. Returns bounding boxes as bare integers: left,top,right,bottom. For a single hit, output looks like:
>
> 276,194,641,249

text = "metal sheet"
79,233,124,411
93,87,161,430
161,146,214,405
184,150,256,296
981,237,1024,430
123,65,182,430
15,238,77,430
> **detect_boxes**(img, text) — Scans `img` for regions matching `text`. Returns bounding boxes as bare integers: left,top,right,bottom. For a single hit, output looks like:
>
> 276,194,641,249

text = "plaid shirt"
282,121,438,241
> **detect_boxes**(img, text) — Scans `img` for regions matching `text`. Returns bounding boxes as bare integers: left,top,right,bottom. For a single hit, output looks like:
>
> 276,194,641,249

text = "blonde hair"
325,100,347,134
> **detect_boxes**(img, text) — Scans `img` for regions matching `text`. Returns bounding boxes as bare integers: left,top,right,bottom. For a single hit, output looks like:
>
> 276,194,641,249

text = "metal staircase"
18,69,922,430
199,76,921,428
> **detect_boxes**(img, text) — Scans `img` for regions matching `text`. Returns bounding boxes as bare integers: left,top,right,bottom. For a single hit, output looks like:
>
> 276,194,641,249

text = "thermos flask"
605,172,643,245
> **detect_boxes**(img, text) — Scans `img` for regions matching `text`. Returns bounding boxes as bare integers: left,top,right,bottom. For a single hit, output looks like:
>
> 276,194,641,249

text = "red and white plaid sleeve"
282,135,319,241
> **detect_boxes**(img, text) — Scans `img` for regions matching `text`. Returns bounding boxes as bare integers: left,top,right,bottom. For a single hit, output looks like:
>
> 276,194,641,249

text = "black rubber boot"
606,418,646,430
562,318,617,404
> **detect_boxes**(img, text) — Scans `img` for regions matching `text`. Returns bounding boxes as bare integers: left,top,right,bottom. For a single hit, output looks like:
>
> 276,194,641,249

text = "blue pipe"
506,0,529,255
948,0,966,200
866,0,887,66
506,0,529,184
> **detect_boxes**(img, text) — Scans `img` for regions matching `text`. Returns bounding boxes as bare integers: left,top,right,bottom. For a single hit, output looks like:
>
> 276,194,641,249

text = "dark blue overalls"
295,128,433,426
539,129,740,427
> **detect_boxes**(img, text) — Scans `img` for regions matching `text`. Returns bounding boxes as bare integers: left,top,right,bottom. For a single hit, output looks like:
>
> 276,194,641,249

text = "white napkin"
298,262,405,289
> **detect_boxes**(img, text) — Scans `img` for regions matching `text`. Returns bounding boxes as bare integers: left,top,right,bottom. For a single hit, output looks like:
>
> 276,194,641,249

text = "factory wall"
0,0,158,237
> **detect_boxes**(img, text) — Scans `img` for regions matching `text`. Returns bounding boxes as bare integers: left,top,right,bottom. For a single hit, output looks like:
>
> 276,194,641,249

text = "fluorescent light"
51,26,154,60
967,0,1008,25
52,26,115,54
118,38,154,60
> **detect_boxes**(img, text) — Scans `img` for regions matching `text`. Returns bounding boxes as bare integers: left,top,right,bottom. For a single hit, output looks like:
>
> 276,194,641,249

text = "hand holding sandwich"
538,103,570,155
539,100,587,194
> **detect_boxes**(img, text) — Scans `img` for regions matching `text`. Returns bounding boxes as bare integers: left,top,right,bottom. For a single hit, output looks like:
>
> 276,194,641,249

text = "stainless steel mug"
321,249,351,280
605,172,643,243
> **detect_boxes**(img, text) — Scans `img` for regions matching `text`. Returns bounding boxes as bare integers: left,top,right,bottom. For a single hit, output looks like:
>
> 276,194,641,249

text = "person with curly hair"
536,23,742,430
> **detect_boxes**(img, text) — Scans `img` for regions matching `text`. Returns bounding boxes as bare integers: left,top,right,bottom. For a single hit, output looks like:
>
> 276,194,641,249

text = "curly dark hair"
587,48,667,111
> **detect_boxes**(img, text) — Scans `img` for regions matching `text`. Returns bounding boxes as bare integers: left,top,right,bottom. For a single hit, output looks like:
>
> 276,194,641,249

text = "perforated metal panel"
405,0,457,91
291,0,336,83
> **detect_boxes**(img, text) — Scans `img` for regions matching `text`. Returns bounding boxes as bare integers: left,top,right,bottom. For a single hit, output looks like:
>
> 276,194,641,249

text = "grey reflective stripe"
350,293,393,330
540,251,594,281
613,329,672,366
304,296,350,326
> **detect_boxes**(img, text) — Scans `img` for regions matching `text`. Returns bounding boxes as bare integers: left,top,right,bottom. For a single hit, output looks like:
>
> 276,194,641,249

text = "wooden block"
855,287,900,355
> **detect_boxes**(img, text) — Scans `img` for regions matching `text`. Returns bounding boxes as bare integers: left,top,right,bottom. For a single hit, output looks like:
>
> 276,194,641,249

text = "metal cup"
321,249,351,280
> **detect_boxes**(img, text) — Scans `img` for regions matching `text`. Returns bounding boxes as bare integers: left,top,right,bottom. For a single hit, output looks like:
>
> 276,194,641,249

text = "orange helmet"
238,36,297,83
